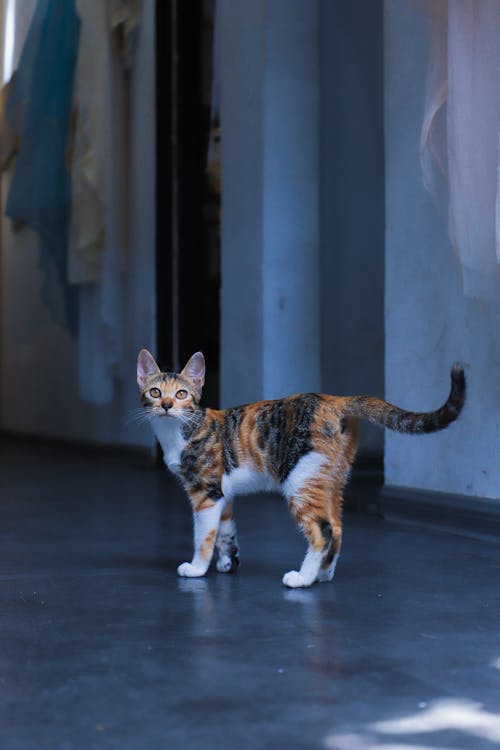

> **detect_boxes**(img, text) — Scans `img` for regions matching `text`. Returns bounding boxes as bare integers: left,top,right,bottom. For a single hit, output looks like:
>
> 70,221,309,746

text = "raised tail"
341,364,466,434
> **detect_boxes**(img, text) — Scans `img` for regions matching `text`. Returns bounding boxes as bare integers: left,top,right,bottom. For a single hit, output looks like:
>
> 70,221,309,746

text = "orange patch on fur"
194,498,216,512
221,502,234,522
200,529,217,561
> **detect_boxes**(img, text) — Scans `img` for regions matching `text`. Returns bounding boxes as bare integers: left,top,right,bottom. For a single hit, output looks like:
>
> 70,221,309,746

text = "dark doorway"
155,0,220,406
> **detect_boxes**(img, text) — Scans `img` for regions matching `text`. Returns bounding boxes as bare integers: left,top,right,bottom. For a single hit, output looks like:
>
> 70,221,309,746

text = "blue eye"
149,388,161,398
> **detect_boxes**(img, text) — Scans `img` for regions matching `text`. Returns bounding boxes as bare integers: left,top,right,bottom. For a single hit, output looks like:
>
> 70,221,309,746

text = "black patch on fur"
339,418,347,435
320,520,332,546
322,422,334,439
257,393,320,482
180,414,223,500
320,520,340,569
322,544,336,570
221,406,246,473
205,479,223,500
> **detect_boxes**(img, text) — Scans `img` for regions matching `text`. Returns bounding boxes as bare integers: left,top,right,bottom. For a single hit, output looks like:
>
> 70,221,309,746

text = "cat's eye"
149,387,161,399
176,389,188,400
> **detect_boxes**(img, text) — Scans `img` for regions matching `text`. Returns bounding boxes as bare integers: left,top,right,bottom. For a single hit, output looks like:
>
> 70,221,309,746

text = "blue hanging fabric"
5,0,81,333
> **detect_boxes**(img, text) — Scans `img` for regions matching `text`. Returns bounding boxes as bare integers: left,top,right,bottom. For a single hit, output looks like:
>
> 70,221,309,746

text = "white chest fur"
152,417,187,475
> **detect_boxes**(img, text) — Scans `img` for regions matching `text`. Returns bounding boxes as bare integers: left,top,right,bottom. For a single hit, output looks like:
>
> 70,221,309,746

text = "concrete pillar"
220,0,321,407
219,0,265,407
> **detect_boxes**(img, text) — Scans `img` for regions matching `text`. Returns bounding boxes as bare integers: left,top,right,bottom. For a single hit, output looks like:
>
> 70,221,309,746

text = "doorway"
155,0,220,406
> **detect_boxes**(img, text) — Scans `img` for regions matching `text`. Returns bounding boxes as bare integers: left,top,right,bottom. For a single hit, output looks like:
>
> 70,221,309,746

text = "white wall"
384,0,500,500
0,1,156,449
220,0,386,457
219,0,264,407
220,0,321,407
319,0,385,455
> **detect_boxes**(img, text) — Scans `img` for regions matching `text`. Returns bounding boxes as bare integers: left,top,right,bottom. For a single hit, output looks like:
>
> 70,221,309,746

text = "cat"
136,349,466,588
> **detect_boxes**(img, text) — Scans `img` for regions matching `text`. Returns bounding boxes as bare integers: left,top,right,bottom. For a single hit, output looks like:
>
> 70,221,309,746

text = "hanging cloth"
71,0,140,404
4,0,81,332
420,0,500,300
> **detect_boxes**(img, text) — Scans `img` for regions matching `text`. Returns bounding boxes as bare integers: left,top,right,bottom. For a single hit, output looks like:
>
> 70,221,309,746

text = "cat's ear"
137,349,160,388
180,352,205,389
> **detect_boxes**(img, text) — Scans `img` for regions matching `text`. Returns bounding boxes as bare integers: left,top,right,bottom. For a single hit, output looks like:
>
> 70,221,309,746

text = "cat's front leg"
177,500,225,578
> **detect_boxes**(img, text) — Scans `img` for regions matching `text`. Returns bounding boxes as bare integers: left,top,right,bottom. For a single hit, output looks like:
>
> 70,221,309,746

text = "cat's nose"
162,399,173,412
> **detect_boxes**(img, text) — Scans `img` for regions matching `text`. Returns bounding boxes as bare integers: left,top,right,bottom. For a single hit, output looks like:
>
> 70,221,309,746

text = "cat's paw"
177,562,206,578
216,553,239,574
282,570,310,588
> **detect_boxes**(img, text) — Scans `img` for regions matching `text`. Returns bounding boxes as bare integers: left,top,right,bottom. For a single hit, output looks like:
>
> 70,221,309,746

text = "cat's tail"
341,364,466,434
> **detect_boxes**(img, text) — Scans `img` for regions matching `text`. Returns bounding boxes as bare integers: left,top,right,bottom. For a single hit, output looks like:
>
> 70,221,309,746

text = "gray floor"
0,437,499,750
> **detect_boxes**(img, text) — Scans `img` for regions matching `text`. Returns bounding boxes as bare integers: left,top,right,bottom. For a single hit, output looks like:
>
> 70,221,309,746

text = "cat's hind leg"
282,510,327,589
283,469,340,588
177,500,224,578
215,501,240,573
317,478,346,582
316,521,342,582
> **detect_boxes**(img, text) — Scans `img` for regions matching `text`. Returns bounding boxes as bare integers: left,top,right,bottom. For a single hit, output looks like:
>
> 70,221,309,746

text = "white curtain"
420,0,500,300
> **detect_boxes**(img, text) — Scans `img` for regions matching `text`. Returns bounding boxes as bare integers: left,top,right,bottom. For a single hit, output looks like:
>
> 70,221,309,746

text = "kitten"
136,350,465,588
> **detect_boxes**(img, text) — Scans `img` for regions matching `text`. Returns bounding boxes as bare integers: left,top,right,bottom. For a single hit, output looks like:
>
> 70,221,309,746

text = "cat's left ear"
137,349,160,388
180,352,205,390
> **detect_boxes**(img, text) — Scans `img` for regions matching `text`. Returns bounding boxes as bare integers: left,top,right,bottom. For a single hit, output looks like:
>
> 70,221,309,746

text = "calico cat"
136,349,465,588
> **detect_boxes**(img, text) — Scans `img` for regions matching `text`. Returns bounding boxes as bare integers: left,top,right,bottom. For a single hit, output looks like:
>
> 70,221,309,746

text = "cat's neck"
152,416,185,474
151,408,206,474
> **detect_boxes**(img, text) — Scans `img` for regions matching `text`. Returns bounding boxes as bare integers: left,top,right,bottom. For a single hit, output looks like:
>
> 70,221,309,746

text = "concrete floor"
0,437,499,750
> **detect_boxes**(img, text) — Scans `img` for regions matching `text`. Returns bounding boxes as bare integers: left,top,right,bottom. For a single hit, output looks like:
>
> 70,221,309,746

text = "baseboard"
343,451,384,516
352,450,384,478
382,484,500,541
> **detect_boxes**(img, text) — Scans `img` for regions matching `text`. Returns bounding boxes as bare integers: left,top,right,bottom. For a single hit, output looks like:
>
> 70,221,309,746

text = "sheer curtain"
420,0,500,300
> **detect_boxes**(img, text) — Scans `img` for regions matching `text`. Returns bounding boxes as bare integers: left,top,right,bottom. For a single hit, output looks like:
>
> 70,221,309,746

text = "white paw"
177,562,206,578
216,555,233,573
282,570,309,588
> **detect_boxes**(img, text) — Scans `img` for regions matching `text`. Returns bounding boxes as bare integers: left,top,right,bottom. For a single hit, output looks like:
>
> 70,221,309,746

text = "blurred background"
0,0,498,505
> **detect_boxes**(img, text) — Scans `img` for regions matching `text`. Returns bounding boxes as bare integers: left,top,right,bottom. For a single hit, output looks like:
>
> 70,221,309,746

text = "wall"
319,0,385,455
219,0,385,449
220,0,321,407
219,0,264,407
384,0,500,500
0,1,156,449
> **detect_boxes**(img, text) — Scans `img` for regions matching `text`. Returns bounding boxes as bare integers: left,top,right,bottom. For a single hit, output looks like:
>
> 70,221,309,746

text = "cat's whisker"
125,408,156,426
176,411,199,424
125,407,148,420
175,414,193,425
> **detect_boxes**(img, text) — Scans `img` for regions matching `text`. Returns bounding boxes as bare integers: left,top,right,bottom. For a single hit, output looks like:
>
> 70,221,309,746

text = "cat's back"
220,393,347,486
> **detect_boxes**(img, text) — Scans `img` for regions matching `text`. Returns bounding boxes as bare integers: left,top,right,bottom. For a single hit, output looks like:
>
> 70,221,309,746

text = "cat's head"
136,349,205,422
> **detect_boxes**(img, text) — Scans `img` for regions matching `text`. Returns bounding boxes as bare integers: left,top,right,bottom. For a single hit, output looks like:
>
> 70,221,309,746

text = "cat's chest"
152,418,187,474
